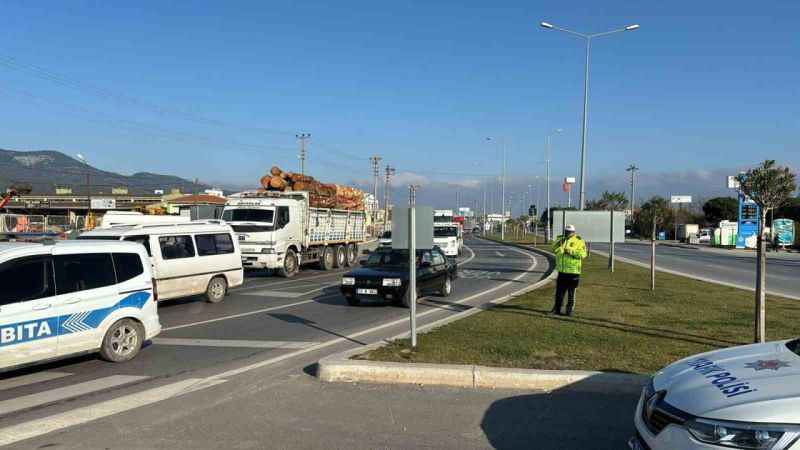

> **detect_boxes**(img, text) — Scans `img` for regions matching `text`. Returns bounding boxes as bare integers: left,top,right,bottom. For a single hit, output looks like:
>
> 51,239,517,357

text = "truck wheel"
320,246,335,270
438,276,452,297
334,245,347,268
99,319,144,363
204,276,227,303
346,243,357,266
279,249,298,278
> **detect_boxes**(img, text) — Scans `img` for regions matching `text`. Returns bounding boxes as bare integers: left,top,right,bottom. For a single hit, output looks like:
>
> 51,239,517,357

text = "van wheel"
346,243,357,266
278,249,298,278
334,245,347,268
99,319,144,363
205,276,228,303
320,246,335,270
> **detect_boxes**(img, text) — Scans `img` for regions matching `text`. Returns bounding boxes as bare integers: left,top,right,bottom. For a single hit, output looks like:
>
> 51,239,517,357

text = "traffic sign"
670,195,692,204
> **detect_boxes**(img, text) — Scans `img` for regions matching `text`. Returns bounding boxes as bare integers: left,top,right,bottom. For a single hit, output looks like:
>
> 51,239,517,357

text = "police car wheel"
100,319,144,363
205,277,228,303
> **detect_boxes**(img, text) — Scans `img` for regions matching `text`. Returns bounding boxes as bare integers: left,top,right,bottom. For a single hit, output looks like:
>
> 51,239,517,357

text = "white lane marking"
239,283,339,298
207,244,537,381
153,338,318,350
0,375,148,416
0,372,73,392
495,251,504,257
460,245,476,266
0,377,226,448
161,293,341,332
0,242,538,446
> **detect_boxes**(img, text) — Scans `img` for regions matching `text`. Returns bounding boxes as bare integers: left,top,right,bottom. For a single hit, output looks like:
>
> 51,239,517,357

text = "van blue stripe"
0,291,151,348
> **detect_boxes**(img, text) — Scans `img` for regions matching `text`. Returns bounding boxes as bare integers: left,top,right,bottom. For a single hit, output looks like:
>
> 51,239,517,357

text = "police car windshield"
434,227,458,237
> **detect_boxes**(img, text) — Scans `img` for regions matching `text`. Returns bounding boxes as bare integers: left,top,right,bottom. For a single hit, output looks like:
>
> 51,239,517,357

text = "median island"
361,237,800,375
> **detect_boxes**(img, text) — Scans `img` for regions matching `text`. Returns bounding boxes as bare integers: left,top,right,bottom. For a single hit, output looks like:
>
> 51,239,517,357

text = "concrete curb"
318,239,646,394
591,249,800,301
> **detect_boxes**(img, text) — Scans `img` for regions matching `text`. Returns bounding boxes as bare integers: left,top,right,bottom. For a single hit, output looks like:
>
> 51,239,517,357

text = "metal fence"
0,214,87,234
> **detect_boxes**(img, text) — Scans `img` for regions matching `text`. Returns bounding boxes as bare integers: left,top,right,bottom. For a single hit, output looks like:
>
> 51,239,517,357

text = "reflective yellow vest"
552,234,587,274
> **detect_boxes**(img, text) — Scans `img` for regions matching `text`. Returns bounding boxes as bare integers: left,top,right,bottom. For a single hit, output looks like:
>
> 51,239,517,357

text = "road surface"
592,242,800,299
0,236,558,449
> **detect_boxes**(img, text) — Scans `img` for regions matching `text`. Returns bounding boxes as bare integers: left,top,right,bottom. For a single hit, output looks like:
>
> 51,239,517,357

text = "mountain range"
0,148,210,195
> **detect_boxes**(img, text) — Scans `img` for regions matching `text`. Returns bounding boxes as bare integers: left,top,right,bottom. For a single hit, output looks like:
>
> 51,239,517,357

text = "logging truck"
222,191,367,277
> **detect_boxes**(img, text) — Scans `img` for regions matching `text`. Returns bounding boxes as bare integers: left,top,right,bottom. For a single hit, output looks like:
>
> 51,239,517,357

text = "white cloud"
390,171,429,187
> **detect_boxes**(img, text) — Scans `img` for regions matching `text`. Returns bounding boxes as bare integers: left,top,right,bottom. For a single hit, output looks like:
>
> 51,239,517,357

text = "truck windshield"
434,227,458,237
222,209,274,223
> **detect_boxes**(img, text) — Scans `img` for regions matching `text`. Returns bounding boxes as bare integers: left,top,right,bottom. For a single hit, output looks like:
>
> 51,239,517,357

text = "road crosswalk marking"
0,371,73,392
0,377,226,447
0,375,148,417
153,338,318,349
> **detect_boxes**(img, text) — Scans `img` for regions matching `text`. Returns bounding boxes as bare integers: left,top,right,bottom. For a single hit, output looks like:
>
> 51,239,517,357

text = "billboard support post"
609,210,615,272
408,187,418,348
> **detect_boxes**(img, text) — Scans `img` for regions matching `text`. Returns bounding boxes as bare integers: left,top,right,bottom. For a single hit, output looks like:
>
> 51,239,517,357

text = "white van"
99,211,191,228
0,240,160,372
79,221,244,303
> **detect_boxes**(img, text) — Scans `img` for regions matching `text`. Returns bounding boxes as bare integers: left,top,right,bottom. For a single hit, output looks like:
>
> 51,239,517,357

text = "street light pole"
76,154,91,221
545,129,562,242
539,21,640,210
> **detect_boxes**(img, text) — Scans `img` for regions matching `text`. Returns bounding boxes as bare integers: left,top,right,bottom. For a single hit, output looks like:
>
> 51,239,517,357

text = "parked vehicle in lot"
79,221,243,303
340,246,457,307
222,191,366,277
697,228,712,244
630,339,800,450
433,224,462,257
379,231,392,248
0,240,160,372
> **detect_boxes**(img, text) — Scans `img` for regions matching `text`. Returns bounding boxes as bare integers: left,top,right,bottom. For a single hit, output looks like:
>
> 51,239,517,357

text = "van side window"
54,254,116,295
0,256,55,306
113,253,144,283
195,233,236,256
159,236,195,260
123,235,152,257
276,206,290,230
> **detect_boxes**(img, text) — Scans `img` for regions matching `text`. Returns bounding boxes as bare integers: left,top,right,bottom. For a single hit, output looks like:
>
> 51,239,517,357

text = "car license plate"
357,288,378,295
238,235,246,241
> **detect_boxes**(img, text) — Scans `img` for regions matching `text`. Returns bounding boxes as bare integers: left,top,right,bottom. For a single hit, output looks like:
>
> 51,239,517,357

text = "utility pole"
383,165,396,233
501,140,506,240
296,133,311,175
76,154,92,222
370,155,382,230
626,164,639,217
408,184,419,348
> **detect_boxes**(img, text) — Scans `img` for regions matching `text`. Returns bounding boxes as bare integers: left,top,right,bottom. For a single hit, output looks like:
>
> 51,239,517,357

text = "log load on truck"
222,167,367,277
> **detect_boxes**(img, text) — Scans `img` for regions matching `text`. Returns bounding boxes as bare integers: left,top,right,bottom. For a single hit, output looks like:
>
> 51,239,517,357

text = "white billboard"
90,198,116,209
670,195,692,204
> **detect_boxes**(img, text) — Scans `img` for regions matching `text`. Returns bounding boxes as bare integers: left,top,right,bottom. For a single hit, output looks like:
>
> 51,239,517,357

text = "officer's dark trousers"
552,273,580,315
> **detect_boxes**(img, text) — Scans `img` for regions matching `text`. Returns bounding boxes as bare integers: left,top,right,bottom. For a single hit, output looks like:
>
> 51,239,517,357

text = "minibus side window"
158,235,195,260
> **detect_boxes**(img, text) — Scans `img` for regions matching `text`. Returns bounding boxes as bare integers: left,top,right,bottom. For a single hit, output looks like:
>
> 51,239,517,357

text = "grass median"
362,235,799,374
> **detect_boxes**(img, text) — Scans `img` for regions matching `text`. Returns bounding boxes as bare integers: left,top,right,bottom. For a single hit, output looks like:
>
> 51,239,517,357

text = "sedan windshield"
365,250,408,267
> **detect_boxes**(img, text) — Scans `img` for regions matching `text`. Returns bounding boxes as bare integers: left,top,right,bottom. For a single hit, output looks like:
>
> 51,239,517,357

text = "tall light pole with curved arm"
540,21,639,210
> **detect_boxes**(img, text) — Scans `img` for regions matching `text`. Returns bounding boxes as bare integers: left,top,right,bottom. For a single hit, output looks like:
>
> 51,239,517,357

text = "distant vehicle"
433,225,462,257
222,191,366,277
630,340,800,450
340,247,457,307
79,221,243,303
697,228,712,244
678,224,700,242
471,227,481,234
379,231,392,248
433,209,454,224
0,240,160,372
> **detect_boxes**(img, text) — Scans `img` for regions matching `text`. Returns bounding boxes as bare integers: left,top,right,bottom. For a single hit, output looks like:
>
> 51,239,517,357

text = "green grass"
363,236,799,374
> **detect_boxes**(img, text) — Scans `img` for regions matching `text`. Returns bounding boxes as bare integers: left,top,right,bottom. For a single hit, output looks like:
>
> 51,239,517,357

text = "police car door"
51,250,119,356
0,254,59,368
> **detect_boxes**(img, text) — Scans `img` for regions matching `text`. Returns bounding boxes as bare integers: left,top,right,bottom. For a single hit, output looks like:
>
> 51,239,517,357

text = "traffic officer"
550,224,587,316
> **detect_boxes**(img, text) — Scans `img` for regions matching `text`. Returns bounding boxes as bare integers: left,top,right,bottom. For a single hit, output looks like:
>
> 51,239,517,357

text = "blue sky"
0,0,797,212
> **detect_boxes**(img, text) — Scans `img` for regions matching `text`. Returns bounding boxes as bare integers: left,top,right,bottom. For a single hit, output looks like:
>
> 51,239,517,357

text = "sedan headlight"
341,277,355,286
686,418,800,450
382,278,402,287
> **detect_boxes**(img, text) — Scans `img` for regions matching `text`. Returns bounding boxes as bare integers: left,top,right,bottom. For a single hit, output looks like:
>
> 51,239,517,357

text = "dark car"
340,247,457,307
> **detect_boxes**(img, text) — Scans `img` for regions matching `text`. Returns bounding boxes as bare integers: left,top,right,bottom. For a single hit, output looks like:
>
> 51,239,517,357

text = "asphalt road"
592,242,800,299
0,236,578,449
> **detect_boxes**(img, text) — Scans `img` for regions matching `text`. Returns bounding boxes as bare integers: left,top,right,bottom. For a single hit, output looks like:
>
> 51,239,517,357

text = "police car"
631,340,800,450
0,240,160,372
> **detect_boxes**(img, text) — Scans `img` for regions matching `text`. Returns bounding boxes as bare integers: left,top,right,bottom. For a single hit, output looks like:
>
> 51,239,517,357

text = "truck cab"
433,224,462,258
